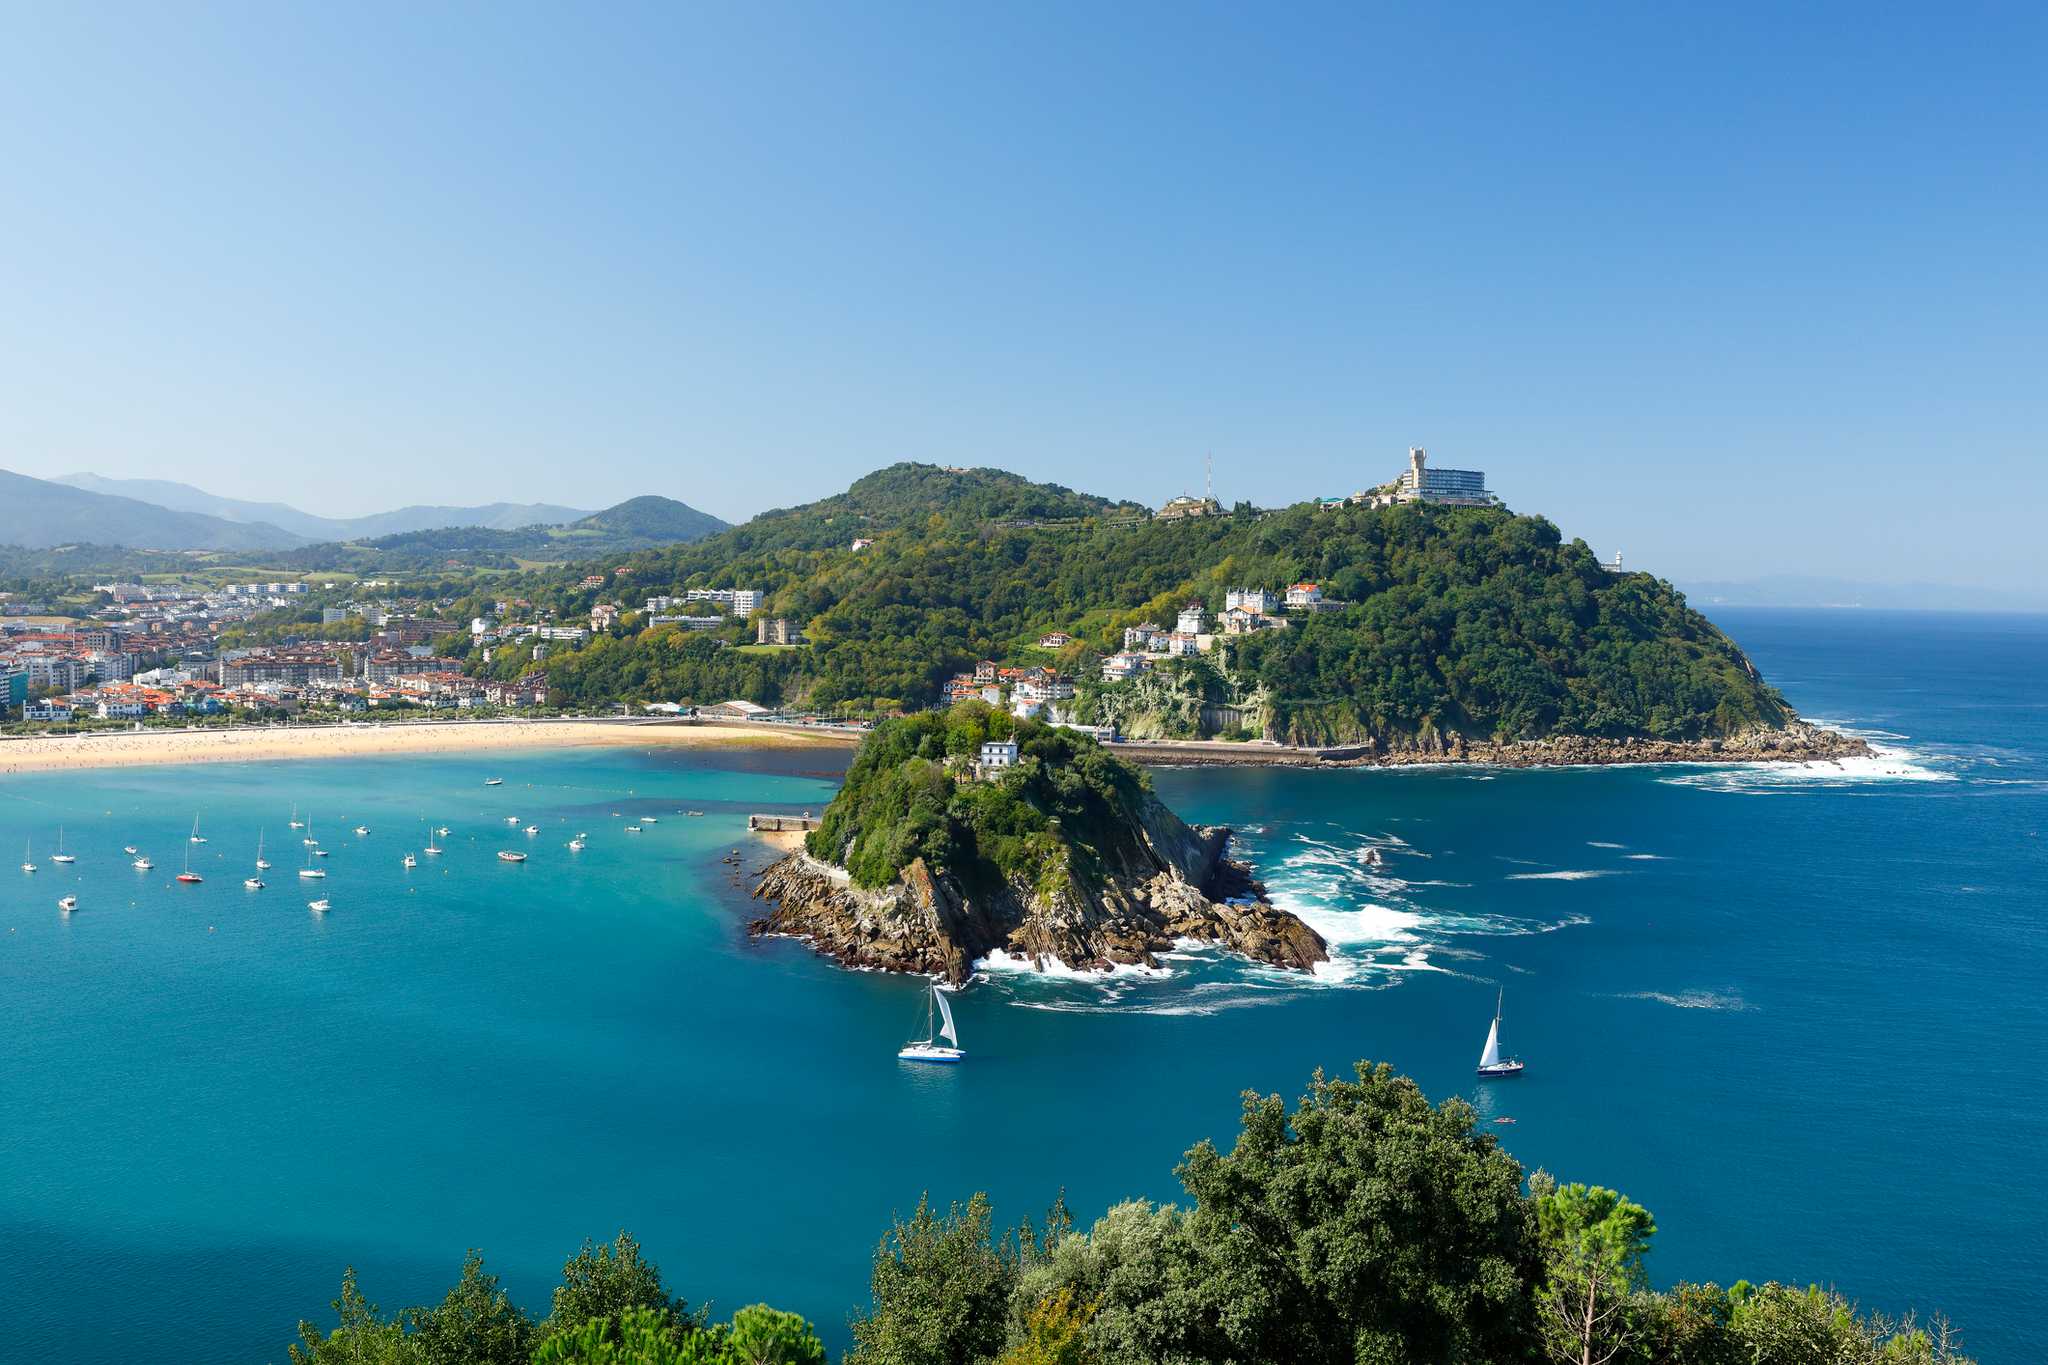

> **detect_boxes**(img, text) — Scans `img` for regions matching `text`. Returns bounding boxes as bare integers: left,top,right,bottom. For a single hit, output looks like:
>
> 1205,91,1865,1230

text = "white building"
1101,652,1151,681
978,740,1019,770
1285,583,1323,609
1123,624,1164,652
1224,588,1276,614
1366,447,1494,508
1176,603,1205,635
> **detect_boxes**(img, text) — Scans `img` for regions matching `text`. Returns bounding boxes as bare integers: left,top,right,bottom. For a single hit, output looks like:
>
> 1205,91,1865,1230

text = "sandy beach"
0,718,857,775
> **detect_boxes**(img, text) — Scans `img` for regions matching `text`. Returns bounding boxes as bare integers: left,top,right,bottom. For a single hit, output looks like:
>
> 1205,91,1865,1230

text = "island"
750,704,1328,982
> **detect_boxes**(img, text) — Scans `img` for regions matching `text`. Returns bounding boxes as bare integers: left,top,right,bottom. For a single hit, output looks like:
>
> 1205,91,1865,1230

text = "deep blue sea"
1,608,2042,1364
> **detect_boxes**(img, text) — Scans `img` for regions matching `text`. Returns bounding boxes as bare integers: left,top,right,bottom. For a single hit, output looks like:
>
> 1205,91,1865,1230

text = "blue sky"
0,2,2041,584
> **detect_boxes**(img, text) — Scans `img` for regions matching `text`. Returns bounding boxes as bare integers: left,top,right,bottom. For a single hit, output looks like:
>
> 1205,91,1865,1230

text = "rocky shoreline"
749,817,1327,985
1114,720,1871,769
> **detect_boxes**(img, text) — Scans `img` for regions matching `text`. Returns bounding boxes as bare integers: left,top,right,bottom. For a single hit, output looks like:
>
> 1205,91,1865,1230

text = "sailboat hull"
1476,1061,1525,1078
897,1046,964,1064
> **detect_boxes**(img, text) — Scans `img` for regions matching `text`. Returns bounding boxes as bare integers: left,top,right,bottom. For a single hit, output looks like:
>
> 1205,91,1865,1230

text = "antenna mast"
1205,453,1214,503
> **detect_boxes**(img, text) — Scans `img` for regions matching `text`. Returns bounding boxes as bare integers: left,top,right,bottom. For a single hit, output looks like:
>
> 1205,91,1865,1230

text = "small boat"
640,816,658,824
308,898,330,913
288,805,303,830
354,826,370,836
497,850,527,863
436,826,451,836
176,864,203,886
504,816,521,826
312,848,329,858
59,895,77,912
523,825,538,836
21,838,35,874
299,867,326,879
133,856,154,871
244,875,265,890
52,828,76,864
898,984,964,1064
189,815,206,844
255,830,271,870
686,811,705,818
402,853,417,869
484,778,503,786
124,845,138,855
624,825,642,834
568,838,586,851
1476,989,1525,1078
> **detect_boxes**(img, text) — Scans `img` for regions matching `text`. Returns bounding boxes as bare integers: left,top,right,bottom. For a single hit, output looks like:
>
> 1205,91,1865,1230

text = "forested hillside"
507,463,1788,745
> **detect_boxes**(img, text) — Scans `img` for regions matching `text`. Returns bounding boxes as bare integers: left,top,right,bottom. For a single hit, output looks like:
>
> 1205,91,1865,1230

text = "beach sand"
0,719,856,775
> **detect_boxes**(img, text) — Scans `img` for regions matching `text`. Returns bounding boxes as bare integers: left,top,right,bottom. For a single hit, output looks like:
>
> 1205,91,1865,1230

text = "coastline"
0,714,1868,777
1109,720,1869,769
0,717,857,775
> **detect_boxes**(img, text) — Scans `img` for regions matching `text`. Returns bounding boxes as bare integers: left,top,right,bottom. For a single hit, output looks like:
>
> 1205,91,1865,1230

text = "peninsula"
750,705,1327,982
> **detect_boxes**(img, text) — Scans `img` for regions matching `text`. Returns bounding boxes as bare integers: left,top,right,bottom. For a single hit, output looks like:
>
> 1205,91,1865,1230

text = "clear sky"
1,2,2041,585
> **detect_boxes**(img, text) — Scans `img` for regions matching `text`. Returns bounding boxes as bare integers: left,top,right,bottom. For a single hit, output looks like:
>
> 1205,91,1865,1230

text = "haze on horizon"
1,3,2041,589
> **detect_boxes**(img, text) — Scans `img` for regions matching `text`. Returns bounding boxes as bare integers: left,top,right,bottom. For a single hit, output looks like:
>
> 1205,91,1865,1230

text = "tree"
290,1267,416,1365
534,1305,825,1365
540,1232,699,1345
1172,1061,1543,1364
847,1193,1017,1365
997,1289,1096,1365
1530,1175,1657,1365
406,1250,534,1365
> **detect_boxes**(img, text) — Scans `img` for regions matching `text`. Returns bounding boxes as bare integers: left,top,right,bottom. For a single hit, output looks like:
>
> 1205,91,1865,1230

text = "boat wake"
1505,869,1616,881
1613,988,1755,1012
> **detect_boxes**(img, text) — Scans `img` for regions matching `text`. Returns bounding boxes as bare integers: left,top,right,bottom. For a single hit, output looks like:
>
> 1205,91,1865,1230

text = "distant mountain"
0,469,308,551
1680,575,2048,613
569,495,727,544
52,473,593,540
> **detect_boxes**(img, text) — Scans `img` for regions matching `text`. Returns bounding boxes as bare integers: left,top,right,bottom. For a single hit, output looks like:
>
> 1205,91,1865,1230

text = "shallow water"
0,608,2041,1361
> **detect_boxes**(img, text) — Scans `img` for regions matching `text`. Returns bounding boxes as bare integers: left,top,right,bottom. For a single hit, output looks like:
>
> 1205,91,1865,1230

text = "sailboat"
21,838,37,873
898,984,964,1064
52,828,76,864
246,832,267,889
288,805,304,830
422,821,442,856
189,815,206,844
176,844,204,884
298,840,326,880
1476,988,1524,1078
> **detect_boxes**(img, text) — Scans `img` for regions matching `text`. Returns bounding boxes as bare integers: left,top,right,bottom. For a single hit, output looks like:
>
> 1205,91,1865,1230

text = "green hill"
527,464,1794,747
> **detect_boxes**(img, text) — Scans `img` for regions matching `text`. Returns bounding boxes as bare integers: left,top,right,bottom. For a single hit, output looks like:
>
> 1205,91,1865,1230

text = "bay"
0,608,2041,1362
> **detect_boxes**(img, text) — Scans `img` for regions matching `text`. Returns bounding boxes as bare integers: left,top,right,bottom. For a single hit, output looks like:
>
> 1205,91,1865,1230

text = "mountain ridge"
53,472,595,540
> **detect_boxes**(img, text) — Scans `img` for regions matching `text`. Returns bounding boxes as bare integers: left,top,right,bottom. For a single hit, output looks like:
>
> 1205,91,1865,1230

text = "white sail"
1479,1015,1502,1070
933,987,959,1046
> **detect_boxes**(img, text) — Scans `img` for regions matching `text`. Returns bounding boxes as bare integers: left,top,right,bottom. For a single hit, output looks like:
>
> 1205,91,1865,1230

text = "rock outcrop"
750,793,1326,984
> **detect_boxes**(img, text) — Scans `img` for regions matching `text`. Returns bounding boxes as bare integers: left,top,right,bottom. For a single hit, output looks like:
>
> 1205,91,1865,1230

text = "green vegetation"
285,1064,1972,1365
806,705,1150,893
515,465,1788,743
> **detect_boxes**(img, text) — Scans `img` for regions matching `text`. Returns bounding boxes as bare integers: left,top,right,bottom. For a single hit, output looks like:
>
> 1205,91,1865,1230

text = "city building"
1224,588,1276,614
978,740,1019,771
1176,603,1205,635
1101,652,1151,681
756,617,804,645
1157,493,1219,520
1037,631,1072,649
1285,582,1323,609
1122,623,1164,652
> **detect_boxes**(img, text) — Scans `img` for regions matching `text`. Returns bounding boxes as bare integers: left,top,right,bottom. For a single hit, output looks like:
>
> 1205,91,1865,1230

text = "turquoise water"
0,609,2042,1362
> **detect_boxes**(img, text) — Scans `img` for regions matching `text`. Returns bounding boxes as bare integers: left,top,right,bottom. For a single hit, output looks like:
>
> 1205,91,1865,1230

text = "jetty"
747,814,822,834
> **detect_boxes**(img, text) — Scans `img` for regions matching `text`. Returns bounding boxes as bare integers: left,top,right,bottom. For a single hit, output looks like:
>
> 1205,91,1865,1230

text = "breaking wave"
1505,869,1616,881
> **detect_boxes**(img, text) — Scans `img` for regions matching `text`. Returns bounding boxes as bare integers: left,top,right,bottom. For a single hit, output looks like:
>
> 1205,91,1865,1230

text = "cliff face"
751,792,1326,984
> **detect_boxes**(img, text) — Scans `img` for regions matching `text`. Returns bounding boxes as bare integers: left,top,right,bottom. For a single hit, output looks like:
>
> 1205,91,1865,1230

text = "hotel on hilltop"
1363,447,1496,508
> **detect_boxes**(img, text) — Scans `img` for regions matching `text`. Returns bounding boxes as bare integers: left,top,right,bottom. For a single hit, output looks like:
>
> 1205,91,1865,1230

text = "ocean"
0,608,2041,1363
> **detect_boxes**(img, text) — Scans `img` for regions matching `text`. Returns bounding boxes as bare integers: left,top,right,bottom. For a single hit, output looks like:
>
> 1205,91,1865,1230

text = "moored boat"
497,850,527,863
59,896,77,912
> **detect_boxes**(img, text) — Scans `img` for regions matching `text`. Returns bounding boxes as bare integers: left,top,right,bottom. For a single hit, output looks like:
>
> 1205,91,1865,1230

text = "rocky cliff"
750,791,1326,984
